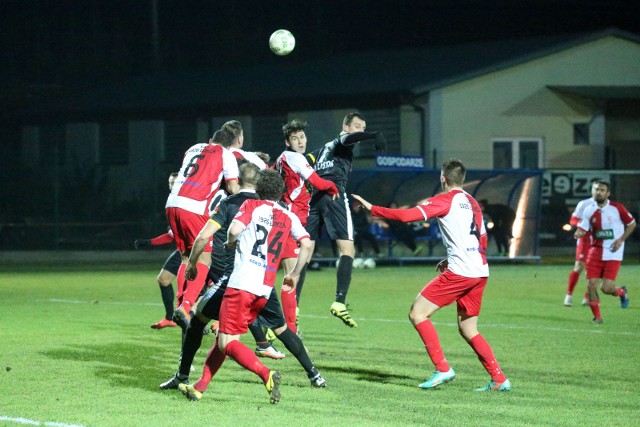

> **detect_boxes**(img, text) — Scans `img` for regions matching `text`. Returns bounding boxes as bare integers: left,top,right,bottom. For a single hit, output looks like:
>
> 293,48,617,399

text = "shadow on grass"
43,341,181,392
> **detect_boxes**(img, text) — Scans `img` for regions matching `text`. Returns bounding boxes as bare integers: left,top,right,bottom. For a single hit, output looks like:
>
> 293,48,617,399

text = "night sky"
1,0,640,94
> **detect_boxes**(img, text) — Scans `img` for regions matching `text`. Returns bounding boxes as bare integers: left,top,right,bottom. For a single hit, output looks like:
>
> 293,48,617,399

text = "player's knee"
273,324,287,336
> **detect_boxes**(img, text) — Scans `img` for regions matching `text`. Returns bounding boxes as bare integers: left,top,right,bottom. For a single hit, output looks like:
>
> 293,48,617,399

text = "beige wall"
428,36,640,169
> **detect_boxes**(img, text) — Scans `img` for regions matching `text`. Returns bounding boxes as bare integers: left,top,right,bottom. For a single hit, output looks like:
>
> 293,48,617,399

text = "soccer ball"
352,258,364,269
269,29,295,56
363,258,376,269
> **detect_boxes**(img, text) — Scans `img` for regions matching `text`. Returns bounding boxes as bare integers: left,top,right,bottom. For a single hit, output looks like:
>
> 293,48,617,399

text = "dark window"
358,108,400,158
40,124,66,166
493,141,513,169
573,123,589,145
99,122,129,165
164,121,197,163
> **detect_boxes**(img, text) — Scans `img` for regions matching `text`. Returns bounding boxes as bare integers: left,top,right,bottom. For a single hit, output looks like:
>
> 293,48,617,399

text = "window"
573,123,589,145
40,124,66,166
492,138,542,169
99,122,129,165
356,108,400,158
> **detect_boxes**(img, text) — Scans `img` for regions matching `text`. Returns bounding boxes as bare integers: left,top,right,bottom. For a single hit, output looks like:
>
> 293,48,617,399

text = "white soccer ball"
269,29,295,56
363,258,376,269
353,258,364,269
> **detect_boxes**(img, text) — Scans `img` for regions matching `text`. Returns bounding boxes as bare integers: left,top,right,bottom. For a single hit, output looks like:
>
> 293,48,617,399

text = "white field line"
0,415,84,427
40,298,640,337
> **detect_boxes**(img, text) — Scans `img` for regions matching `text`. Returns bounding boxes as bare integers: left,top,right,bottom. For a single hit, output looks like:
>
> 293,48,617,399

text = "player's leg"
152,250,181,328
457,279,509,391
260,290,325,387
599,261,628,308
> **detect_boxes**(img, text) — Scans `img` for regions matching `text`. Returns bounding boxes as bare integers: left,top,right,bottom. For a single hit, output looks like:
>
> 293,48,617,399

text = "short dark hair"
239,162,260,187
343,112,365,127
222,120,243,138
256,169,285,201
441,158,466,187
211,129,234,148
282,119,307,141
594,180,610,191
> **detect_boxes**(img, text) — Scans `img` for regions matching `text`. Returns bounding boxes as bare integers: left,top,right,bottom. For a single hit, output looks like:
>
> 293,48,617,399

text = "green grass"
1,262,639,426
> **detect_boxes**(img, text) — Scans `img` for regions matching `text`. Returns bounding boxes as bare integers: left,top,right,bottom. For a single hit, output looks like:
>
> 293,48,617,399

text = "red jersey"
227,199,309,297
275,151,315,225
165,142,239,216
578,200,635,261
371,189,489,278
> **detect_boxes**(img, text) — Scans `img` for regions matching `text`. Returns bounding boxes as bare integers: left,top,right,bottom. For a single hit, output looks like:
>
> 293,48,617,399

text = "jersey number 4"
251,224,284,264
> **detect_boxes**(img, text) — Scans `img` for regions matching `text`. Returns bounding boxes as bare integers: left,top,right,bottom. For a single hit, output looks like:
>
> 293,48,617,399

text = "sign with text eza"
542,171,610,205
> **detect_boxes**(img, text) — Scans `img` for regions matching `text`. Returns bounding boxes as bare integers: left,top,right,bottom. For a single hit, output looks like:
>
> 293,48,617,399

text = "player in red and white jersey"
274,119,338,333
179,169,316,404
575,181,635,323
165,129,240,327
564,183,598,306
353,159,510,392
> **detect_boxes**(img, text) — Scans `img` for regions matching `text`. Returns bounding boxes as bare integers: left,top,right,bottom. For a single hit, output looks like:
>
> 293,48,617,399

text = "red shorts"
281,235,301,260
218,288,268,335
420,269,487,316
166,207,211,253
575,235,590,261
585,258,621,281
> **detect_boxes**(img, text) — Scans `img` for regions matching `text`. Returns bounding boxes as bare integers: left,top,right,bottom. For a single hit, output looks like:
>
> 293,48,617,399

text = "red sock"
614,288,625,297
280,288,298,333
176,263,186,305
224,340,270,383
589,301,601,319
181,262,209,312
567,271,580,295
414,319,450,372
468,334,506,383
194,339,226,392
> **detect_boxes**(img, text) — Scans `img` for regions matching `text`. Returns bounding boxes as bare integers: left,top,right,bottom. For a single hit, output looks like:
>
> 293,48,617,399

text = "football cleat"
309,373,326,388
255,345,285,360
159,373,189,390
151,318,177,329
620,286,629,309
592,317,603,324
330,302,357,328
418,368,456,389
474,379,511,392
178,383,203,401
581,297,589,306
265,370,282,404
172,306,191,329
563,295,573,307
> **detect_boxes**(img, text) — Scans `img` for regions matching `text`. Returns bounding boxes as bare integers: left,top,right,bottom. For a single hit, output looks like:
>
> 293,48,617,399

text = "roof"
17,27,640,122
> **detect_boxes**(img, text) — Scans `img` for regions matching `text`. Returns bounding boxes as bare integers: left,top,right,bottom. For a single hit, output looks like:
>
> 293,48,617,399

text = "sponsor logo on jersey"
316,160,334,170
594,229,614,240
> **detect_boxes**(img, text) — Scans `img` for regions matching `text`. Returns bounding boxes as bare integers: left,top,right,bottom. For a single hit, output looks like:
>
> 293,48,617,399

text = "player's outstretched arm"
351,194,373,211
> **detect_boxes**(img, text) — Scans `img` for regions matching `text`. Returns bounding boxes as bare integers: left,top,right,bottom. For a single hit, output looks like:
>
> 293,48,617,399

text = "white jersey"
371,189,489,278
578,200,635,261
227,199,309,297
229,147,267,170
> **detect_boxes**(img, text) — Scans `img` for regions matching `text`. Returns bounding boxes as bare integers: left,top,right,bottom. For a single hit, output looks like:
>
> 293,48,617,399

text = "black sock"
276,328,316,377
178,316,206,377
296,265,308,303
336,255,353,304
248,321,268,347
160,284,175,319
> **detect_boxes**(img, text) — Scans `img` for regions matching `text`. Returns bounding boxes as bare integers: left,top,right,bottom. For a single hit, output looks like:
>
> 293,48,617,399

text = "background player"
563,182,598,306
134,172,180,329
575,180,635,323
305,112,383,327
353,158,510,392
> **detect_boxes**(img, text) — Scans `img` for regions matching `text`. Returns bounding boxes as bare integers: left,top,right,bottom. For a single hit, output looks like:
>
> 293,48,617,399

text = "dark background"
2,0,640,94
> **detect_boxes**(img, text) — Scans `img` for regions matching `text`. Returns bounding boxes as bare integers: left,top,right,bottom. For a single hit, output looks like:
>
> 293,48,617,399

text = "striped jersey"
275,150,315,225
165,142,239,216
228,199,310,297
371,189,489,278
578,200,635,261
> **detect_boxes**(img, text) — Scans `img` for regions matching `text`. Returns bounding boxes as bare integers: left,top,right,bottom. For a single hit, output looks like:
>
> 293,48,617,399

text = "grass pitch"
0,260,639,426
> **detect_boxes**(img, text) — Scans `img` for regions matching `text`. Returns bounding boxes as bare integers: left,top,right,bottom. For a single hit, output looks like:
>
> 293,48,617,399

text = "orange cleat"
151,318,178,329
